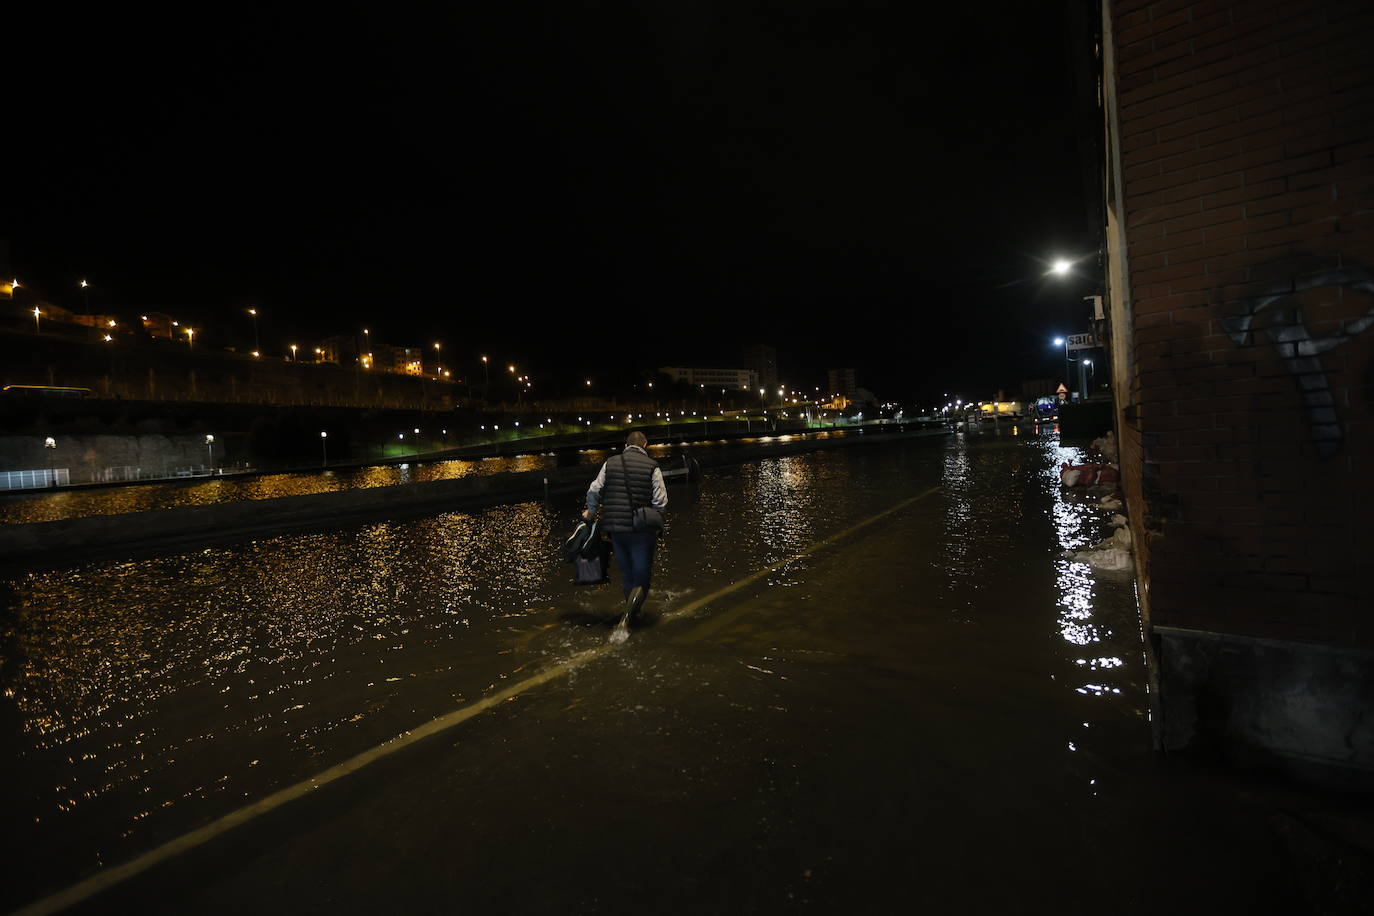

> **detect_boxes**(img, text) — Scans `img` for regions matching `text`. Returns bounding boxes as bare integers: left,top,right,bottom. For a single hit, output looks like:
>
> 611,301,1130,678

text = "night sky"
8,2,1101,402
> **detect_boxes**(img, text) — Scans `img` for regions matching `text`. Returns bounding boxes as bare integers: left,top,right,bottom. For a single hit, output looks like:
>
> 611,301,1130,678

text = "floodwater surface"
0,429,1294,913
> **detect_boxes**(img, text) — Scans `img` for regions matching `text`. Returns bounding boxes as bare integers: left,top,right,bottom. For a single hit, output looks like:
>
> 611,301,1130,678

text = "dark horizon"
6,2,1102,403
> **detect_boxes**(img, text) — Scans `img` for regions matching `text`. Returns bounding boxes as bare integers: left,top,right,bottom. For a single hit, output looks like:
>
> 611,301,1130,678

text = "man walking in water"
584,431,667,623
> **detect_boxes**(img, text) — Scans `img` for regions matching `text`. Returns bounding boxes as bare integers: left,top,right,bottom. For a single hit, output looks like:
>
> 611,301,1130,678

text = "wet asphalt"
1,428,1302,914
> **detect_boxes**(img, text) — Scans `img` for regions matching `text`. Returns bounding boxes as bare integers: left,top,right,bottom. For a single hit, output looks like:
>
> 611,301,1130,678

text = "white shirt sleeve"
586,461,607,512
651,467,667,510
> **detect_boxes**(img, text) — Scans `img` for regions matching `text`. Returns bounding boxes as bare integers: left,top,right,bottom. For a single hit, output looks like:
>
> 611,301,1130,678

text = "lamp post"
248,308,259,352
80,279,90,312
32,306,41,334
433,342,442,378
205,434,214,470
44,437,56,487
1052,337,1073,392
1083,359,1095,392
290,344,298,362
320,430,328,467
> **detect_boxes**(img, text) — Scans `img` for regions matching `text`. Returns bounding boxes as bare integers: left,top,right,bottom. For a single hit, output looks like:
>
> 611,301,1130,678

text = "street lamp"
247,308,259,352
290,344,298,362
185,327,195,348
1052,337,1072,389
205,434,214,469
433,342,442,378
79,279,90,312
44,437,56,487
320,430,328,467
32,306,41,333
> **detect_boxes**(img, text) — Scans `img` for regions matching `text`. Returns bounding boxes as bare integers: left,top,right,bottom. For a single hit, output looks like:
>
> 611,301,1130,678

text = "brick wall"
1111,0,1374,647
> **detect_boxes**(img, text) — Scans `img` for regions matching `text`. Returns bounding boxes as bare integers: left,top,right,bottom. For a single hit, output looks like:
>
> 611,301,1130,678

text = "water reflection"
0,453,573,526
0,500,572,878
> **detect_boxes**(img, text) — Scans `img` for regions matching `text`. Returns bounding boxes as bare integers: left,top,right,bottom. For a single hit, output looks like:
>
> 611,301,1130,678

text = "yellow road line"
13,484,940,916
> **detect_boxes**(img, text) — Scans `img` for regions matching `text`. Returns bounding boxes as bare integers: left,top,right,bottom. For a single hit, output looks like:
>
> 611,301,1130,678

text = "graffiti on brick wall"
1221,264,1374,458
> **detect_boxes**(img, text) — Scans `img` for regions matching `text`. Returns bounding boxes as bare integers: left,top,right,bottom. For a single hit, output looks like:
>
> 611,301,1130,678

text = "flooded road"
0,430,1297,913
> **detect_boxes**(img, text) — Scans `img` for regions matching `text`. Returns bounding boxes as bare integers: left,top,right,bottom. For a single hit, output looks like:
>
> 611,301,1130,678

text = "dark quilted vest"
601,448,658,533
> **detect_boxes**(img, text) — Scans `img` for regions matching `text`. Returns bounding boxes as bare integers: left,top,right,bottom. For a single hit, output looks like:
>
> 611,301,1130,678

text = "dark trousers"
610,531,657,598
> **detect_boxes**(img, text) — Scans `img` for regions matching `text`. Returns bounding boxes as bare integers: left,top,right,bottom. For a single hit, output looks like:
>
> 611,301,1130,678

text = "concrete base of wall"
1158,626,1374,790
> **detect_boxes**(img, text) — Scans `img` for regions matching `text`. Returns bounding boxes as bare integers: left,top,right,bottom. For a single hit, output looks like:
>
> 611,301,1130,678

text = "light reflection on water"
0,453,571,526
934,427,1142,798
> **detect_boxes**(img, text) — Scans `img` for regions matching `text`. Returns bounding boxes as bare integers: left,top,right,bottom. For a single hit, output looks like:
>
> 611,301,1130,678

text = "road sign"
1056,383,1069,395
1066,332,1098,352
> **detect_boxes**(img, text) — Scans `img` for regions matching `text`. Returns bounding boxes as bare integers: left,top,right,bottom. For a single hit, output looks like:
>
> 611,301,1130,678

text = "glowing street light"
44,436,57,487
205,434,214,468
32,306,41,333
1049,258,1073,276
247,308,260,351
290,344,298,361
320,430,328,467
185,327,195,347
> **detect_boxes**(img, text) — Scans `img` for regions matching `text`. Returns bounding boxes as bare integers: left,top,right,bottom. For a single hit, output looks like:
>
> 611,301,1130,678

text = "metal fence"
0,469,71,491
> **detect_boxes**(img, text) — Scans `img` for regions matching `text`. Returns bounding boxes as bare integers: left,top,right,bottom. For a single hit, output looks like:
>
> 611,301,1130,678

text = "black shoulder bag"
621,455,664,532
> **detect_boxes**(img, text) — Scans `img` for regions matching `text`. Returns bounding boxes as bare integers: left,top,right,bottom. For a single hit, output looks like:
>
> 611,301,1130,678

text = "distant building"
742,344,778,392
320,335,360,365
826,368,857,400
659,367,758,391
71,312,120,332
141,313,177,339
373,343,426,376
